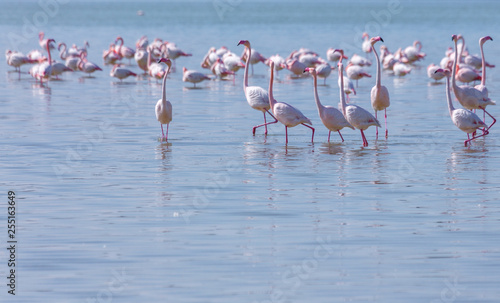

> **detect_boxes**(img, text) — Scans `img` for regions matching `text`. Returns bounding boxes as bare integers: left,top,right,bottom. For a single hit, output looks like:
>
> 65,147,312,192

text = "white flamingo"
30,38,55,84
110,64,137,82
237,40,278,135
474,36,493,99
305,67,353,142
155,58,173,142
436,68,488,146
370,36,390,138
268,61,314,144
182,67,211,88
337,50,380,147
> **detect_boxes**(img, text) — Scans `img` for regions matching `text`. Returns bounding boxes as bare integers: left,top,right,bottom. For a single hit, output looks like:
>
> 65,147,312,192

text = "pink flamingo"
6,50,36,75
103,43,121,65
110,64,137,82
182,67,211,88
58,43,80,71
211,58,234,79
474,36,493,99
450,34,496,130
115,36,135,64
222,54,246,74
155,58,173,142
326,48,348,63
427,63,446,82
237,40,277,135
78,53,102,77
305,67,353,142
147,45,167,81
134,48,149,73
315,61,333,85
240,46,266,75
298,53,321,67
281,59,308,77
30,38,55,84
136,35,148,50
268,61,314,144
436,68,488,146
349,54,372,66
361,32,372,53
164,42,192,71
68,41,89,57
403,40,426,63
345,62,371,87
370,36,390,138
38,32,54,50
337,50,380,147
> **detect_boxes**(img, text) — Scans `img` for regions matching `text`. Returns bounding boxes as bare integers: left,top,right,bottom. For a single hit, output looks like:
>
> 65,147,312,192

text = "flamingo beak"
379,37,384,43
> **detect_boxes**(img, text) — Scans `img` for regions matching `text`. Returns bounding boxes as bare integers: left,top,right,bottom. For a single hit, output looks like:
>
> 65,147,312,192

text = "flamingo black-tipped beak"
380,37,384,43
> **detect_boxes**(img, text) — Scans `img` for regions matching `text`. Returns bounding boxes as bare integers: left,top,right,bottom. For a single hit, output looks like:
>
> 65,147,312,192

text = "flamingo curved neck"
243,45,251,91
339,65,347,115
268,64,276,109
59,43,67,60
451,38,459,91
312,74,324,111
480,41,486,86
47,42,52,68
161,66,170,103
373,43,381,87
445,76,455,116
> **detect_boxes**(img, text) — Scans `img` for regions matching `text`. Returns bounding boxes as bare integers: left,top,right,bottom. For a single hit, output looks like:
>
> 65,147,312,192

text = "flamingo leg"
328,131,331,142
285,126,288,144
337,130,344,142
360,129,368,147
301,123,315,143
165,124,169,142
375,110,379,138
465,128,489,146
160,124,165,141
252,110,278,135
385,108,388,138
483,108,496,131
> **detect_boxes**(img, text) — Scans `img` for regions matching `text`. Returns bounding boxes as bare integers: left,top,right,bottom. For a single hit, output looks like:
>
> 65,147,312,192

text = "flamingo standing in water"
110,64,137,82
5,50,36,75
30,38,55,84
115,36,135,64
474,36,493,100
403,40,426,63
450,34,496,130
182,67,211,87
38,32,55,50
268,61,314,144
58,42,80,71
436,68,488,146
78,53,102,77
337,50,380,147
427,63,446,82
361,32,372,54
305,67,353,142
326,48,348,63
345,62,371,87
155,58,173,142
370,36,390,138
165,42,192,71
237,40,278,135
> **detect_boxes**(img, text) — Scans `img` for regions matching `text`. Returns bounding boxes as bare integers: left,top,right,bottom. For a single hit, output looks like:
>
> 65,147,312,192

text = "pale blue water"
1,0,500,302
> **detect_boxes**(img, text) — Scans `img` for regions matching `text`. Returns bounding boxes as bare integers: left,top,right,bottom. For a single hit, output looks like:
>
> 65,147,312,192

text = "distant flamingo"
361,32,372,53
305,67,353,142
298,53,321,67
136,35,149,50
436,68,488,146
30,38,55,84
68,41,89,57
134,48,149,73
345,62,371,87
155,58,173,142
349,54,371,66
50,61,72,79
403,40,426,63
337,50,380,147
326,48,348,63
6,50,35,74
211,58,234,79
58,43,80,71
147,45,167,81
38,32,54,50
103,43,121,65
164,42,192,71
110,64,137,82
338,75,356,102
393,61,412,77
115,36,135,64
370,36,390,138
237,40,277,135
455,35,481,84
240,46,266,75
427,63,445,82
268,61,314,144
182,67,211,88
222,54,246,74
78,53,102,77
265,54,285,76
465,37,495,70
315,61,333,85
450,34,496,130
474,36,493,99
281,59,308,77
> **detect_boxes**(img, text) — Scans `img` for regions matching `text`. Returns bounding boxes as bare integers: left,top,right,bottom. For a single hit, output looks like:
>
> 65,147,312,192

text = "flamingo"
427,63,446,82
164,42,192,70
337,50,380,147
450,34,496,130
281,59,308,77
211,58,234,79
6,50,36,74
455,35,481,84
182,67,211,88
474,36,493,99
237,40,277,135
58,43,80,71
370,37,390,138
403,40,426,63
147,45,167,81
155,58,173,142
222,53,245,73
134,47,149,73
345,62,371,86
136,35,148,50
393,61,412,77
110,64,137,82
436,68,488,146
298,53,321,67
201,47,219,69
240,46,266,75
115,36,135,64
38,32,54,50
349,54,372,66
361,32,372,54
268,61,314,144
68,41,89,57
27,49,46,62
50,61,72,79
305,67,353,142
103,43,121,65
78,53,102,77
30,38,55,84
315,61,333,85
326,48,348,63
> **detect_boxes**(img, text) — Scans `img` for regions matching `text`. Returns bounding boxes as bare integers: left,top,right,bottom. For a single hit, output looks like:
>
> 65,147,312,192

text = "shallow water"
1,0,500,302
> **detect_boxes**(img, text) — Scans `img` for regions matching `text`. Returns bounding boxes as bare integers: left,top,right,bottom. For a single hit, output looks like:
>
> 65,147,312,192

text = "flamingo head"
57,42,64,51
362,32,369,39
434,68,450,77
304,67,316,76
451,34,458,42
47,39,56,49
115,36,123,43
237,40,250,47
332,49,344,61
158,57,172,68
39,32,44,40
480,36,493,45
370,36,383,45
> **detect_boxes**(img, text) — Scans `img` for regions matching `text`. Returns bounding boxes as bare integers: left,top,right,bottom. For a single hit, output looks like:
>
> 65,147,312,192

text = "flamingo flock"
4,32,496,147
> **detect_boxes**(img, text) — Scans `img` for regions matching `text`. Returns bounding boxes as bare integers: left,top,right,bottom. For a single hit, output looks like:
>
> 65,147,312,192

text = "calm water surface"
1,0,500,302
